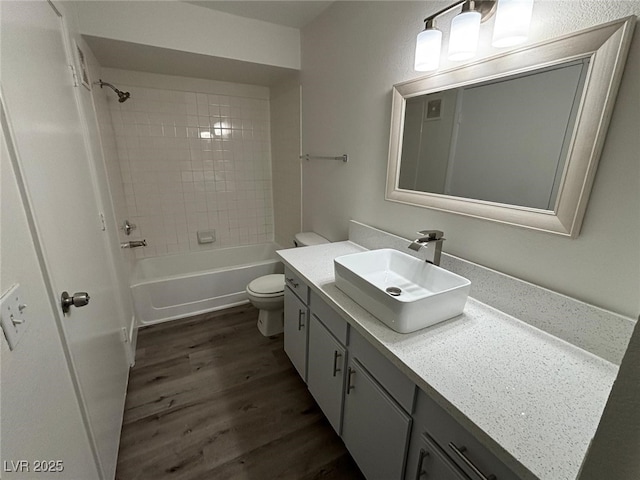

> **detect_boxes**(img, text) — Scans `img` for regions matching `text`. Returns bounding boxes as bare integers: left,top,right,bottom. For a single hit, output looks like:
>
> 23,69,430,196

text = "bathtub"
130,243,283,325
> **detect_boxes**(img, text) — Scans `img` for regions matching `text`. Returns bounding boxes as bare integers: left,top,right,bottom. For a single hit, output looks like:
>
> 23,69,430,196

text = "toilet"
247,232,329,336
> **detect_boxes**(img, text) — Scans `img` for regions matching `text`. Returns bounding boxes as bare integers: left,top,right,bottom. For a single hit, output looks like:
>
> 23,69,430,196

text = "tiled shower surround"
109,84,274,257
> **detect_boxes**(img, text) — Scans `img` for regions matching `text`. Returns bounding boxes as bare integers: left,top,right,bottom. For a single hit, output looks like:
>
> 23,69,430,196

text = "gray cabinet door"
284,286,308,381
342,358,412,480
307,315,346,434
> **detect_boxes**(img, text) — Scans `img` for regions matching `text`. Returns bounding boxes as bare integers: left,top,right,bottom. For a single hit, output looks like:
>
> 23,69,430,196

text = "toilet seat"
247,274,284,298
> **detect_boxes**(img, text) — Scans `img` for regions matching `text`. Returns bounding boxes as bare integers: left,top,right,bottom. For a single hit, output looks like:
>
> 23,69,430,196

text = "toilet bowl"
247,232,330,336
247,274,286,336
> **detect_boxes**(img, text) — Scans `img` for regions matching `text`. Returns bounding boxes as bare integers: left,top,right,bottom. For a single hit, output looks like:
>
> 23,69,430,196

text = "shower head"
117,90,130,103
95,79,131,103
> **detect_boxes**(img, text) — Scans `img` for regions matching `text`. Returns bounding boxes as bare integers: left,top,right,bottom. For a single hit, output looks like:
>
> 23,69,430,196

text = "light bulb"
448,10,481,61
415,28,442,72
492,0,534,48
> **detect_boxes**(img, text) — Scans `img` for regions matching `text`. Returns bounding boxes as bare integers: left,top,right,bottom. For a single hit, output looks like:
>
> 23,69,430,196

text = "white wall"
73,0,300,70
1,117,99,480
83,42,138,314
300,1,640,319
271,74,302,247
68,31,137,349
100,69,274,258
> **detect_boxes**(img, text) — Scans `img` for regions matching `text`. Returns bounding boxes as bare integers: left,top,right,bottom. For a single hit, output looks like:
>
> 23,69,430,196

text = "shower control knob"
61,291,90,315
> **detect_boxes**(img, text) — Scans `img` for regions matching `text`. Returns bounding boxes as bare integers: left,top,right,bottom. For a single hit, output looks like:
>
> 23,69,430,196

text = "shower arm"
94,79,130,103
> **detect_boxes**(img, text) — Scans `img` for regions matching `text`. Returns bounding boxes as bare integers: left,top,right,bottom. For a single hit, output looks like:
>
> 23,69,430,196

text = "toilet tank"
294,232,330,247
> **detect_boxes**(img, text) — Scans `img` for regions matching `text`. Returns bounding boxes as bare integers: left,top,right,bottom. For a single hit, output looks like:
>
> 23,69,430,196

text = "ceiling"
184,1,333,28
84,35,298,87
85,1,333,87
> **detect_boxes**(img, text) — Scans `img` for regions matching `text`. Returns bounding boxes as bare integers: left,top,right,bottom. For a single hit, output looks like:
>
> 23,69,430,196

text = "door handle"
448,443,497,480
61,291,90,315
297,310,305,330
414,448,429,479
346,366,356,394
332,350,342,377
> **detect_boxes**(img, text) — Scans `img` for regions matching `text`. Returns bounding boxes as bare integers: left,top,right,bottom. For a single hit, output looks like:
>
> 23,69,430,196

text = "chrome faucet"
408,230,445,265
121,239,147,249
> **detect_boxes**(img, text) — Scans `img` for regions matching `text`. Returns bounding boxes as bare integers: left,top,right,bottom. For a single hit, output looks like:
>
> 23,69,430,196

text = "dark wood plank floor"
116,304,365,480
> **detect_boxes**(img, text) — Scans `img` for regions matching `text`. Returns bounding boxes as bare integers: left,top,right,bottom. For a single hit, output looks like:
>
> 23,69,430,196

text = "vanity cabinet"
307,291,349,434
283,267,309,381
307,314,346,434
342,330,414,480
407,433,470,480
283,271,517,480
342,357,412,480
406,389,519,480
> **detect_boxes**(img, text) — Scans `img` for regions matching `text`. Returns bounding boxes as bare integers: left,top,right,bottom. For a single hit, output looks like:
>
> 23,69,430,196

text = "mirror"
386,17,635,237
398,59,589,210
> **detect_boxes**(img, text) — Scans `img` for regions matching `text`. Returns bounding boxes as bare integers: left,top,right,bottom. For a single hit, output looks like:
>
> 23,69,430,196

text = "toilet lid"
248,274,284,296
295,232,330,246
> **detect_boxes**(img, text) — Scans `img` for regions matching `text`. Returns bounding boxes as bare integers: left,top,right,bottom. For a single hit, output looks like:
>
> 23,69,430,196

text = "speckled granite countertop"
277,241,618,480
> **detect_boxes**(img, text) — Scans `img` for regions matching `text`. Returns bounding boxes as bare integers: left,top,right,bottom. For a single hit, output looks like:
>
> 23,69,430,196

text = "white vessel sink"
334,249,471,333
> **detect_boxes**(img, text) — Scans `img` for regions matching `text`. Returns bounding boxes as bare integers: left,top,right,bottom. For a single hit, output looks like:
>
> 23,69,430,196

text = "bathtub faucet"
408,230,444,266
121,239,147,248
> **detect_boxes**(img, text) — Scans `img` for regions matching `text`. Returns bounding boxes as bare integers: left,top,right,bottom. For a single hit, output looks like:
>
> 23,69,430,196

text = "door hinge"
120,327,129,343
99,212,106,232
69,64,80,87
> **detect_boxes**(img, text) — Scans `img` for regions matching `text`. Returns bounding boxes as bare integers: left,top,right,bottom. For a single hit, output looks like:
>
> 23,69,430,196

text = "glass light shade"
448,10,481,61
492,0,534,48
415,28,442,72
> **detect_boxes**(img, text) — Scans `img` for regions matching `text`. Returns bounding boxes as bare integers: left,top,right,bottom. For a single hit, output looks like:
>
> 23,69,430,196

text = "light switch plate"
1,284,29,350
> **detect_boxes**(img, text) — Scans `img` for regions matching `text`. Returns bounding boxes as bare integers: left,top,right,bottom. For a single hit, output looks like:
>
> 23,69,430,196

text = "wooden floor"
116,304,365,480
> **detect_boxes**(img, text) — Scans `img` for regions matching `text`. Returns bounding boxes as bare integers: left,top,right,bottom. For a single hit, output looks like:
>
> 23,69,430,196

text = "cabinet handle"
346,366,356,394
286,277,299,288
297,310,305,330
414,448,429,479
332,350,342,377
448,443,497,480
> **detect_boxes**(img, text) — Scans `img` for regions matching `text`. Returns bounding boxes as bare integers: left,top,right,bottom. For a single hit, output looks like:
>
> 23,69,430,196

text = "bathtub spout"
121,240,147,248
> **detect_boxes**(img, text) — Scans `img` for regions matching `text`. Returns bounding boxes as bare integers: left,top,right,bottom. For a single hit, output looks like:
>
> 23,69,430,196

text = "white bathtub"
130,243,283,325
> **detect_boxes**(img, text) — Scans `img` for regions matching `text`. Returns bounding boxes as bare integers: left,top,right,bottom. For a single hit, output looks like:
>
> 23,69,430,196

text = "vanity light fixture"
492,0,534,47
448,3,482,61
414,0,534,72
414,18,443,71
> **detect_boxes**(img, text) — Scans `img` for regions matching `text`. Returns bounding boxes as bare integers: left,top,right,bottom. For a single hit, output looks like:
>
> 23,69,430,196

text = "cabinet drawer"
350,330,415,413
310,290,348,345
415,389,520,480
284,266,308,304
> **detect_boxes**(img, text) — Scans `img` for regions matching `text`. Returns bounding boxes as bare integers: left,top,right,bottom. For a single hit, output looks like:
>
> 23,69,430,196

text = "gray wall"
300,1,640,319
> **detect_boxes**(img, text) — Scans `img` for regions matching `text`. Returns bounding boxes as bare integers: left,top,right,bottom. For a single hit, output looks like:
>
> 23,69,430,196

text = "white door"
1,2,130,478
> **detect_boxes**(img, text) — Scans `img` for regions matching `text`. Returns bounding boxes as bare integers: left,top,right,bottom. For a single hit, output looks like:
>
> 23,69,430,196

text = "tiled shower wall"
108,74,273,258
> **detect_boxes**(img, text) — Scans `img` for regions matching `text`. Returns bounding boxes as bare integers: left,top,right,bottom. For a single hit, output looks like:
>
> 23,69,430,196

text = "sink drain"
386,286,402,296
